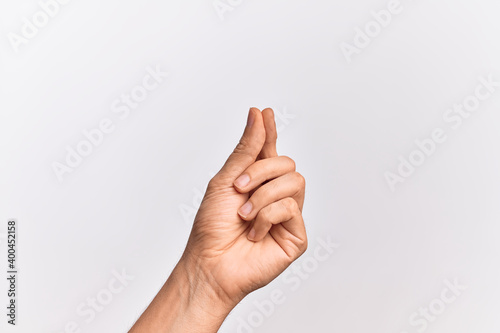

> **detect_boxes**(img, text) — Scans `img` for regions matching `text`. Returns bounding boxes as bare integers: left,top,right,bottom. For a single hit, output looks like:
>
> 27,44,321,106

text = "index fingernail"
234,174,250,188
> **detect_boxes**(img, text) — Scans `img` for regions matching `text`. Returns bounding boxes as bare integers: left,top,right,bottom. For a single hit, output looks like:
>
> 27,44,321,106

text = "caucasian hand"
130,107,307,333
183,107,307,306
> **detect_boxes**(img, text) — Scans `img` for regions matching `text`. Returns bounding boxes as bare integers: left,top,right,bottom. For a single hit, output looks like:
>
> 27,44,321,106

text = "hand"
130,108,307,333
185,107,307,304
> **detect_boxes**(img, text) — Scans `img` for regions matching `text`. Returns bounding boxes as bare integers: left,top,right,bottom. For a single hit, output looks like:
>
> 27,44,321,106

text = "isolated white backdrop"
1,0,500,332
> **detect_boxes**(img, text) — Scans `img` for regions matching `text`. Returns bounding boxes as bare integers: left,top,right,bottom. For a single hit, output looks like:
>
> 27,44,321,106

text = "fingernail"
234,174,250,188
248,228,256,241
247,108,255,128
239,201,253,217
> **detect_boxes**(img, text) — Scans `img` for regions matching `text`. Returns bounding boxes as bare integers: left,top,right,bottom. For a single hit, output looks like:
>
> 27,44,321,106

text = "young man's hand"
130,108,307,333
185,107,307,303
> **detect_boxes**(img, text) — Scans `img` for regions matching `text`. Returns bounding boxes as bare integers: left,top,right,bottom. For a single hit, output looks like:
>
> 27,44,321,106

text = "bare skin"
129,108,307,332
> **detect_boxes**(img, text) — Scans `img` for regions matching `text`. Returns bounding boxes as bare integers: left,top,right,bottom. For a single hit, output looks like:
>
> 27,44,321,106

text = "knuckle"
283,197,299,215
257,206,272,223
293,172,306,189
299,236,308,253
233,141,249,155
207,175,220,189
208,173,229,190
282,156,296,171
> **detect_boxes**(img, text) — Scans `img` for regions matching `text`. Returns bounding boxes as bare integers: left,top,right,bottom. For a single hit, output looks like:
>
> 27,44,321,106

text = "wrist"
130,256,238,333
177,252,240,317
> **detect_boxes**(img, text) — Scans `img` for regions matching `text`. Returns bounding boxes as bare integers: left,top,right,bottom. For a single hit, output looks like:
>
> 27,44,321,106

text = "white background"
1,0,500,332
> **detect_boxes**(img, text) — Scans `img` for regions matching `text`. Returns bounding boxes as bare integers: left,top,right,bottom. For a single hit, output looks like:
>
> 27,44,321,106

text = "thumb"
215,108,266,185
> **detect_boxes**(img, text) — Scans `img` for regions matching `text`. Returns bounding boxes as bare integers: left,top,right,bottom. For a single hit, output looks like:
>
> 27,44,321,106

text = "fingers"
248,197,305,243
238,172,306,221
258,108,278,160
233,156,296,193
214,108,266,185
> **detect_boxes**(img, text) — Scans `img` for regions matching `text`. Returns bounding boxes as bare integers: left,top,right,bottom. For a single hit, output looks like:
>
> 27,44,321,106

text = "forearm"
129,257,235,333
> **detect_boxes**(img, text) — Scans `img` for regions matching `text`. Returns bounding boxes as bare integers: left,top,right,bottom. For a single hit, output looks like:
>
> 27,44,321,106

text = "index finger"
258,108,278,160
